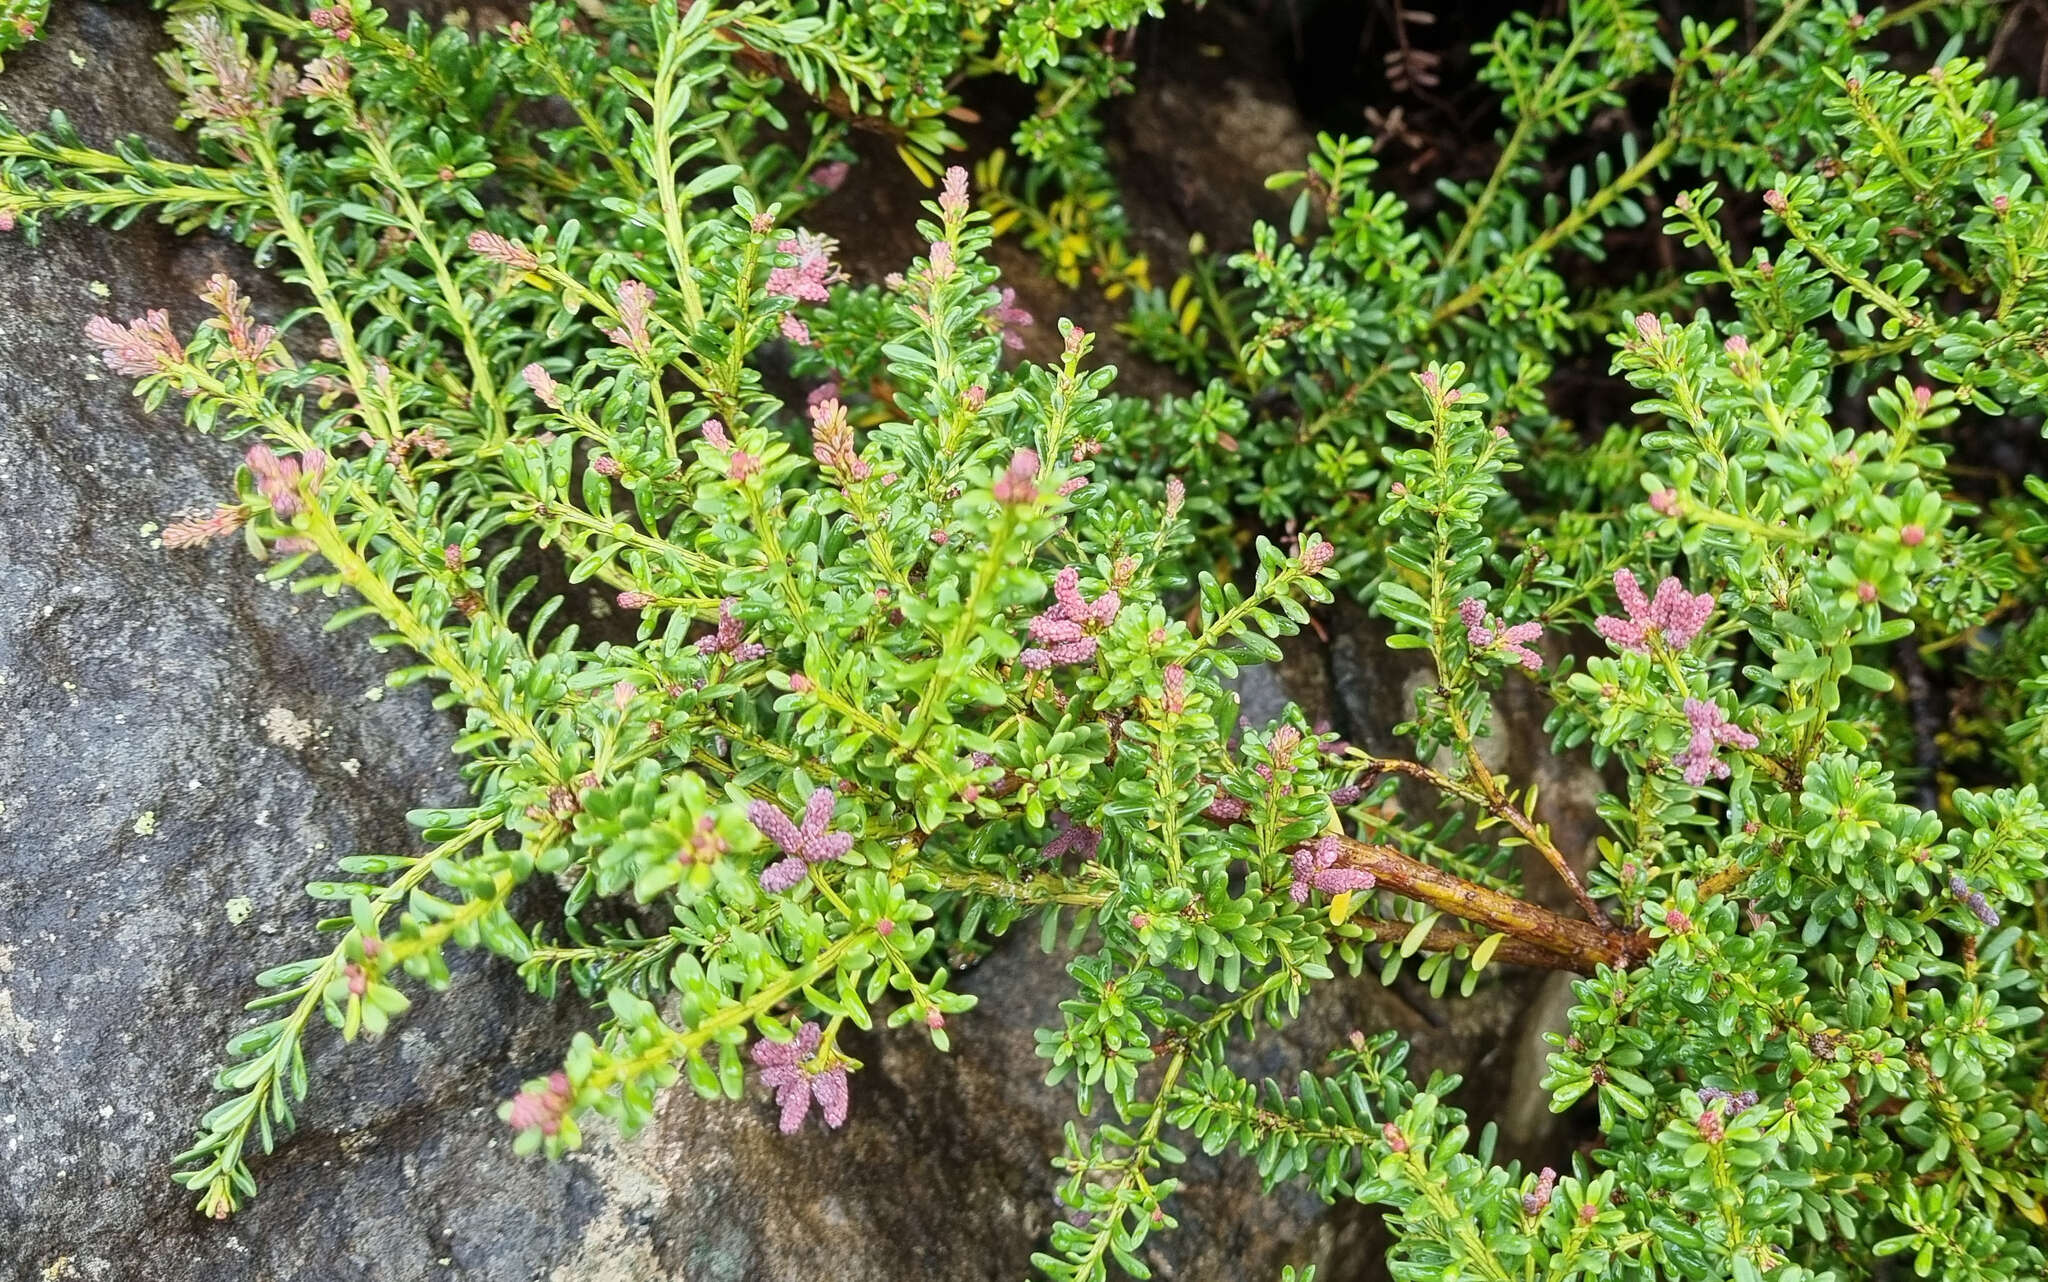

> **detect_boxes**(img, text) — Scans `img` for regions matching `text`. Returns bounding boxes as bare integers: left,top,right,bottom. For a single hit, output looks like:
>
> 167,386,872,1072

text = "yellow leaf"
1329,891,1356,925
1179,299,1202,336
896,145,934,187
2008,1188,2046,1226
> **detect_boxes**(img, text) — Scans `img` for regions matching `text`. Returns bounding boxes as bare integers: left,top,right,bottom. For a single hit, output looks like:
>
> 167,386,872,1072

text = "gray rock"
0,9,1576,1282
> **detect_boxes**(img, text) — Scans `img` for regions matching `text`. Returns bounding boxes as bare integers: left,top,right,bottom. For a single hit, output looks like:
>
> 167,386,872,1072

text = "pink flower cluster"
522,363,564,409
200,274,278,368
1203,786,1248,824
467,230,539,272
245,444,328,520
810,161,851,194
85,310,184,378
1459,598,1543,670
992,448,1040,505
809,398,870,480
506,1071,572,1136
1042,812,1102,862
1948,873,2000,928
938,166,971,218
1595,570,1713,653
1162,664,1188,716
1290,835,1376,903
1675,699,1758,785
1021,567,1120,670
748,787,854,892
750,1021,849,1134
986,287,1034,351
767,231,844,303
605,279,656,358
162,504,248,549
697,597,769,661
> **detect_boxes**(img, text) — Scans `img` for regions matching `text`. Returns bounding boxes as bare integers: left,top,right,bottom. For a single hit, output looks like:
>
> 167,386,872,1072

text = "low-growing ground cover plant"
6,1,2048,1278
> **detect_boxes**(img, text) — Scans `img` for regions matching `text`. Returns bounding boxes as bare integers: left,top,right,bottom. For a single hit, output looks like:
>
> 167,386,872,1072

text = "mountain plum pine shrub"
3,2,2048,1280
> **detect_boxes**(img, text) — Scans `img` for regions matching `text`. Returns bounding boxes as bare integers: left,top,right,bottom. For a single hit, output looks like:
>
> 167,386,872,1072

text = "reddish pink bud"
345,963,368,997
1900,524,1925,546
1162,664,1187,716
992,448,1040,505
617,590,654,610
1382,1122,1408,1153
811,161,850,193
162,504,249,549
591,455,622,477
1913,385,1933,412
938,165,970,216
1649,488,1680,517
468,231,539,271
875,917,895,937
522,363,563,409
1763,189,1787,214
1856,580,1878,604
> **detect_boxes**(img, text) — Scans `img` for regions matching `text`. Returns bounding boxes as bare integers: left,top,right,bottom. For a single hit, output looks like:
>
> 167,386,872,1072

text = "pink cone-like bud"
468,230,539,271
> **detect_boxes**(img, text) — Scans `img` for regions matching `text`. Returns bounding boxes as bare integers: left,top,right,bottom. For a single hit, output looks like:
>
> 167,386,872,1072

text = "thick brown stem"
1351,916,1595,973
1337,837,1643,973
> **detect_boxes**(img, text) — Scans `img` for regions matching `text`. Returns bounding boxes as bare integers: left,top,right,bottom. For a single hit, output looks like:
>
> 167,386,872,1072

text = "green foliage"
0,0,44,70
4,1,2048,1279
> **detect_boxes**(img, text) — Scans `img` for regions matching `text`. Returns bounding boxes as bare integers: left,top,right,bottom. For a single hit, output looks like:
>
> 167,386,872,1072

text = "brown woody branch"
1359,754,1613,929
1350,915,1599,973
1336,837,1646,973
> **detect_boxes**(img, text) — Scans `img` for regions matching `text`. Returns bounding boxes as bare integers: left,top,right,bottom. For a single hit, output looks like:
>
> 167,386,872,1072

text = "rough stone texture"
2,8,1577,1282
